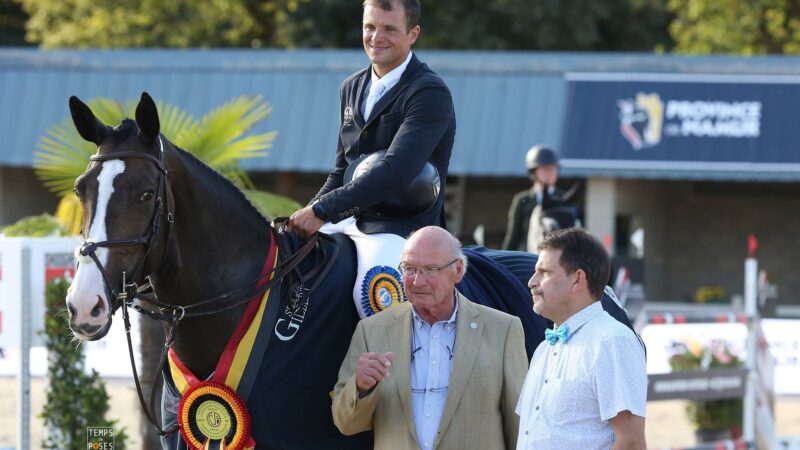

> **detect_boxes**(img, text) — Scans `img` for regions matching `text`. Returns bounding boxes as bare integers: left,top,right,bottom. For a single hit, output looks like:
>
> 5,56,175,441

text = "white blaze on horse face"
67,160,125,338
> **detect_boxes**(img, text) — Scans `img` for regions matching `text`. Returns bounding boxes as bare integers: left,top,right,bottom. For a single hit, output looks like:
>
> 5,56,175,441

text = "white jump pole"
743,235,758,445
17,247,31,450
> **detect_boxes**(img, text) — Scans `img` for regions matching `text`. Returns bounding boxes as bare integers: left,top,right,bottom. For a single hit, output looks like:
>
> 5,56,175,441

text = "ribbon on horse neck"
168,236,279,450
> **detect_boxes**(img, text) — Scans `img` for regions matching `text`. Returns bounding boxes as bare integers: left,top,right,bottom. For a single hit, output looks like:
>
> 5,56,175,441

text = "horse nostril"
67,302,77,319
90,296,106,318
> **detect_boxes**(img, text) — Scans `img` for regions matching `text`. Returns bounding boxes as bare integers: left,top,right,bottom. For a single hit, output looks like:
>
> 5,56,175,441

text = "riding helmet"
525,145,559,170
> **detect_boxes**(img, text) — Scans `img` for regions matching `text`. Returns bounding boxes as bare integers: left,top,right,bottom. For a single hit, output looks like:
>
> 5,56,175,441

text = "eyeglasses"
399,258,459,278
411,385,449,395
410,331,453,395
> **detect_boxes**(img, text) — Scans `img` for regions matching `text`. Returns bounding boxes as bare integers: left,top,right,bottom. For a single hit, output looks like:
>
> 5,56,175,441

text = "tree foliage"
0,0,29,45
669,0,800,54
40,277,128,450
277,0,673,52
18,0,274,48
14,0,672,51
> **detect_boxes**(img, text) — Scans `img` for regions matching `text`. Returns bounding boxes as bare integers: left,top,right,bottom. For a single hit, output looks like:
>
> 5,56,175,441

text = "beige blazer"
332,292,527,450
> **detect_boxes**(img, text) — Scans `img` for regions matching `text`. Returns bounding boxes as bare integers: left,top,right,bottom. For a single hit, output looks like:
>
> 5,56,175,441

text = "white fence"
0,237,141,450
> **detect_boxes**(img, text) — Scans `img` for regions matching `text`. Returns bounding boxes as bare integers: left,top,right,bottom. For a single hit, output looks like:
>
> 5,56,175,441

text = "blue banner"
561,75,800,168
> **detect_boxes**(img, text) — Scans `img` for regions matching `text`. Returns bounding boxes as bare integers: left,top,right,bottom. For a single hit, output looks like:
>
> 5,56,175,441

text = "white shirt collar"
370,51,413,93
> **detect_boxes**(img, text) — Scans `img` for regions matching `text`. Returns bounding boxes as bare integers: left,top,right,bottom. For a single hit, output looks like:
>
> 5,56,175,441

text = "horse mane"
171,144,271,228
108,119,270,227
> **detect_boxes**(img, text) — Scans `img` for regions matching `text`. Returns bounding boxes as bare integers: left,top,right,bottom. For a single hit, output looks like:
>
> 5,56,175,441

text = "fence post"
743,256,758,444
17,246,31,450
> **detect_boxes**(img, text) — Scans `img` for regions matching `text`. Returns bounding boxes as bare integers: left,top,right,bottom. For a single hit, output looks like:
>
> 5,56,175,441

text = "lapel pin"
470,322,478,329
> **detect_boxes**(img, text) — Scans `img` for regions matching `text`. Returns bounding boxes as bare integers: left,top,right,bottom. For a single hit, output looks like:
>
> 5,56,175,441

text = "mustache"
532,289,544,297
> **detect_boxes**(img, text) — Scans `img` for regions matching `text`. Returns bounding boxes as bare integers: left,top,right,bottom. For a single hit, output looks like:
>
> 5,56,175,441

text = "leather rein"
77,138,338,436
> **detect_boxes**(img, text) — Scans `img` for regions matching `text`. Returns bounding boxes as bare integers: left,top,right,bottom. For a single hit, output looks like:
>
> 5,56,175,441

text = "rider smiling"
287,0,456,319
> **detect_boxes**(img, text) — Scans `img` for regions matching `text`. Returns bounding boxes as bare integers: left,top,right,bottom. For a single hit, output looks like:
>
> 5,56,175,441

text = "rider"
502,145,576,252
287,0,456,319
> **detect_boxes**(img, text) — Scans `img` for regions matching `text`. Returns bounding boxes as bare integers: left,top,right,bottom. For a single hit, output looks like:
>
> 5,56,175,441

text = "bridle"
78,137,175,315
76,136,339,436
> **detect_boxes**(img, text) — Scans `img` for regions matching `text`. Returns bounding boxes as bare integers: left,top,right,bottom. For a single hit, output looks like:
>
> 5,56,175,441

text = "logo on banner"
45,252,75,283
617,92,762,150
617,93,664,150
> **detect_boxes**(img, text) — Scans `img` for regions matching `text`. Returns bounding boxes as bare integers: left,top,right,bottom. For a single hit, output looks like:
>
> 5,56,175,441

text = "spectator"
517,228,647,449
333,226,527,450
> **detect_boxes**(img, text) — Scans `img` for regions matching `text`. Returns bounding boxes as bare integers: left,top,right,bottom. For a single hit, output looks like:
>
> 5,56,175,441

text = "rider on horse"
287,0,456,320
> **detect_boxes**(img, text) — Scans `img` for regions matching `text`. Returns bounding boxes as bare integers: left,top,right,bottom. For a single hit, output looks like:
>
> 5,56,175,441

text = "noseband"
78,136,175,314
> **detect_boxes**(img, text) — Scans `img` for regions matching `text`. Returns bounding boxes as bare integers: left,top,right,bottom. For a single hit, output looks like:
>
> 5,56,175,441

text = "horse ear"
69,96,109,146
135,92,160,145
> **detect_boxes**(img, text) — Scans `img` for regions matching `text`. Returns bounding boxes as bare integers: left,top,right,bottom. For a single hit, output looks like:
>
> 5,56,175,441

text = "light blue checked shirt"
410,297,458,450
516,301,647,450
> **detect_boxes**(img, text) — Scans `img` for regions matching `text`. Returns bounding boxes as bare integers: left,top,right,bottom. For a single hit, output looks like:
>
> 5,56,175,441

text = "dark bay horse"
65,92,631,449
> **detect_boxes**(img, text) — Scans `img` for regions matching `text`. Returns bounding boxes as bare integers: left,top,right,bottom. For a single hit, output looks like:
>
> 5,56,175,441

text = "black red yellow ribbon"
169,232,278,450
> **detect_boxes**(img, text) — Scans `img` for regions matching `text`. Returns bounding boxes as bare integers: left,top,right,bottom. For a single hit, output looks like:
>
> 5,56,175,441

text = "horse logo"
617,92,664,150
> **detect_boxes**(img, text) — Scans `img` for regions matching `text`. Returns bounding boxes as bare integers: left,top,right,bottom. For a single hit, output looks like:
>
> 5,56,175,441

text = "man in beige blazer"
332,226,528,450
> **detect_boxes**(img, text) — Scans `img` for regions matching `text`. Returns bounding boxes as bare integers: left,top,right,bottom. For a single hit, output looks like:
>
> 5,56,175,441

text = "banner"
561,73,800,177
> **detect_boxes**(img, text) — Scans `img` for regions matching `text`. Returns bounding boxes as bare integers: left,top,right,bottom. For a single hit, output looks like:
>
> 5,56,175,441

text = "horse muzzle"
66,292,114,340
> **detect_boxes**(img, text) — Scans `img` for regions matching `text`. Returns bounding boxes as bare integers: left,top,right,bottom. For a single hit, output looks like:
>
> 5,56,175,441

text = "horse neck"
156,147,273,378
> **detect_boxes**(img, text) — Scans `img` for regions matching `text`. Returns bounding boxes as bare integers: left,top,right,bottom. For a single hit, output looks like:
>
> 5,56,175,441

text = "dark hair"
363,0,421,30
538,228,610,300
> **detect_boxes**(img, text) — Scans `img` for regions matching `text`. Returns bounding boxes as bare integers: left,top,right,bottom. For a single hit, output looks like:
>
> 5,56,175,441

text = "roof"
4,48,800,180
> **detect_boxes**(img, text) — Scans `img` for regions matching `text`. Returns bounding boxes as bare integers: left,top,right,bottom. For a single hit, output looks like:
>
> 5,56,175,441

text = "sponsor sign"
647,368,747,401
641,320,799,395
561,74,800,176
45,252,75,283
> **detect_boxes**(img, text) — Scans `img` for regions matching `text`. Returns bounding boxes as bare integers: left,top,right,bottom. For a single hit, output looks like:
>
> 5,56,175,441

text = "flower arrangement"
669,339,744,437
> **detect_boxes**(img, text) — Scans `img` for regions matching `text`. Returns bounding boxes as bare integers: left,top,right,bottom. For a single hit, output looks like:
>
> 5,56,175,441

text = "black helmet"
344,150,441,217
525,145,559,170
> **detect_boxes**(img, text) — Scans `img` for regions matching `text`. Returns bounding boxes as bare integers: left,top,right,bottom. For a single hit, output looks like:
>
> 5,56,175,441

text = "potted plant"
669,339,744,442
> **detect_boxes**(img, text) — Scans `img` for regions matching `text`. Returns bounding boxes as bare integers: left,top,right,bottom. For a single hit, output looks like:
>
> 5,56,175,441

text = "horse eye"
140,192,155,201
73,188,81,199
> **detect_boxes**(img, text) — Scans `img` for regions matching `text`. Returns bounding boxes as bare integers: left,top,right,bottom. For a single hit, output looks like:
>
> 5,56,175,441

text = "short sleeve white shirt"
516,302,647,450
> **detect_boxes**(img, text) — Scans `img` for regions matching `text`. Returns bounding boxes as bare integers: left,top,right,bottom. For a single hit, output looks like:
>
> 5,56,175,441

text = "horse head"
66,92,174,341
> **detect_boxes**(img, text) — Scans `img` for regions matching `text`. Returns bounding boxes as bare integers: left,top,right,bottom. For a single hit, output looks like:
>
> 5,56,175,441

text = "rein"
122,228,337,437
76,141,340,436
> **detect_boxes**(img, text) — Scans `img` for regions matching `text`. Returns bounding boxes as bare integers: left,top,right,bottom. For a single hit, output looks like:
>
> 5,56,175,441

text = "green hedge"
40,277,128,450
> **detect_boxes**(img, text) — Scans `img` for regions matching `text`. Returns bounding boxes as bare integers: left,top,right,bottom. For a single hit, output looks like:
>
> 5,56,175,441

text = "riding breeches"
320,218,406,319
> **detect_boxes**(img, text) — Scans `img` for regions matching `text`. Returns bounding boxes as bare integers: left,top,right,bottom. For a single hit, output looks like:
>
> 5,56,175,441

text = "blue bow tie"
544,325,569,345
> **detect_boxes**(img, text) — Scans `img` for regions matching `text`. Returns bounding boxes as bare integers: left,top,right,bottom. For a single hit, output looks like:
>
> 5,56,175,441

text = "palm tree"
33,95,301,448
34,95,301,231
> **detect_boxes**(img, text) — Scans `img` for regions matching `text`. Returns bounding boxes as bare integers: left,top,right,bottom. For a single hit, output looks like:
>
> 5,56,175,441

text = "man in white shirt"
517,228,647,450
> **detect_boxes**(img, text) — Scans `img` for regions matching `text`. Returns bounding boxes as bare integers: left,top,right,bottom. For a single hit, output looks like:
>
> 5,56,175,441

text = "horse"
65,92,631,449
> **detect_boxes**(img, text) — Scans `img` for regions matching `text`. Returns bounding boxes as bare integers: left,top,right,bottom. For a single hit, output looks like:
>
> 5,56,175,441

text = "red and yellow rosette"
177,381,254,450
